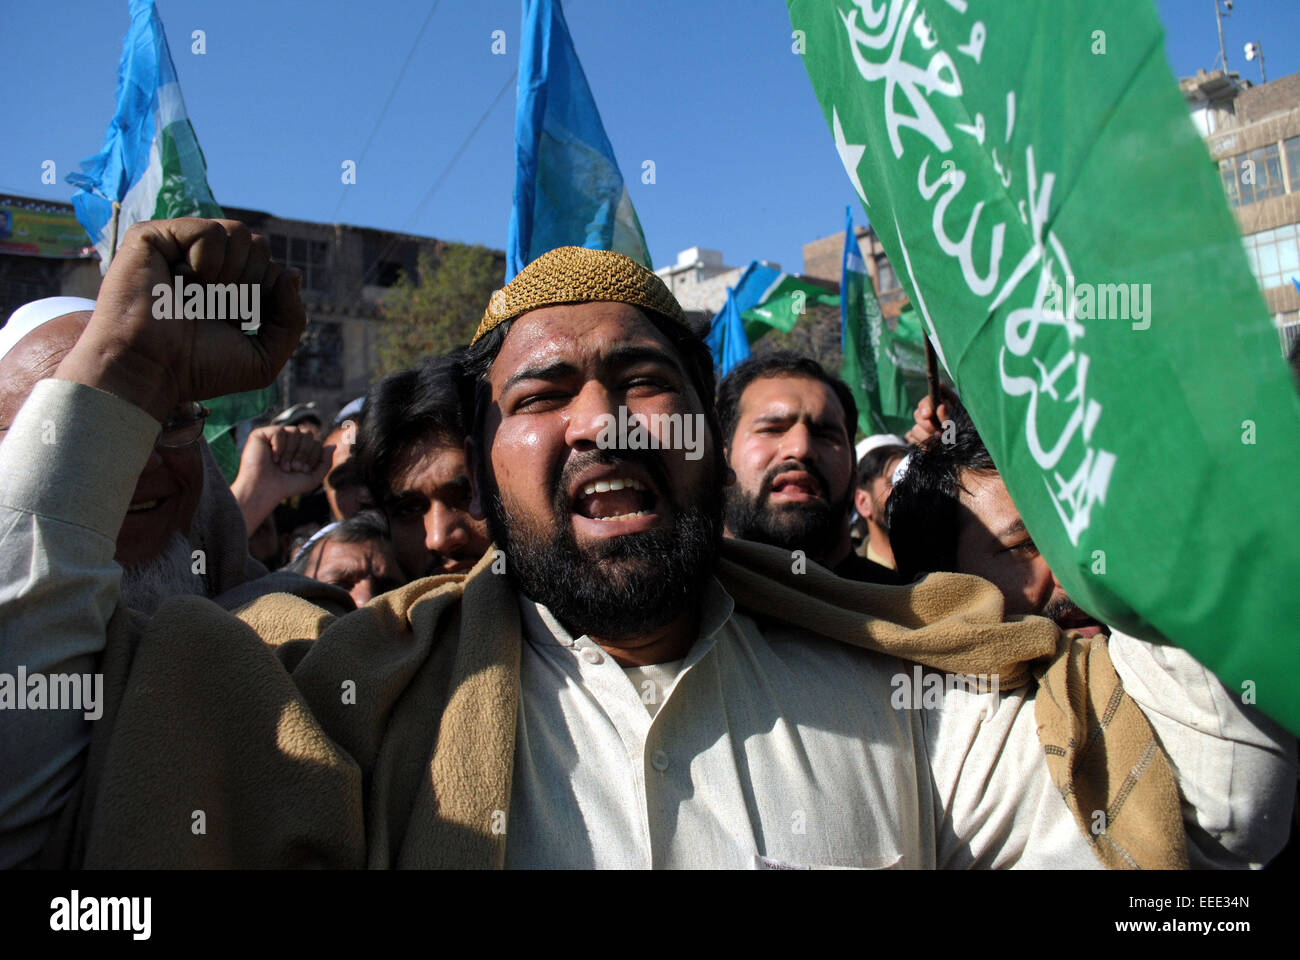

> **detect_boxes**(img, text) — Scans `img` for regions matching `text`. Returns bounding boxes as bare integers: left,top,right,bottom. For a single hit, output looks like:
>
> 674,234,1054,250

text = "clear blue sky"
2,0,1297,276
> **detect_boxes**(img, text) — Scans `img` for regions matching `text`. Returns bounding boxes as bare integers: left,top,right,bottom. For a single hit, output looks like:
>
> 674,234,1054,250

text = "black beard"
482,448,723,641
724,461,853,565
1042,593,1103,632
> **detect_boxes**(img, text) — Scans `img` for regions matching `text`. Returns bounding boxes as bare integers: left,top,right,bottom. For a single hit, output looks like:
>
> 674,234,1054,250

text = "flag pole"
106,201,121,268
924,335,941,429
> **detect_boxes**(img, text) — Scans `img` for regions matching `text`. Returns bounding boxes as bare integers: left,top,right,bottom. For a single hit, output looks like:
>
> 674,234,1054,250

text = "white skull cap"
0,297,97,363
855,433,907,464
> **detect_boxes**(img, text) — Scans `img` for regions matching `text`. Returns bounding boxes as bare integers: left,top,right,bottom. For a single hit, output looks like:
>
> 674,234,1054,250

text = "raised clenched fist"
54,218,307,423
230,424,333,535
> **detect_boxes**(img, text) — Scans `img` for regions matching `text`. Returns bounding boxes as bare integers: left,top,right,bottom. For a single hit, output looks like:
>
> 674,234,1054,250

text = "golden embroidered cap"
472,246,687,344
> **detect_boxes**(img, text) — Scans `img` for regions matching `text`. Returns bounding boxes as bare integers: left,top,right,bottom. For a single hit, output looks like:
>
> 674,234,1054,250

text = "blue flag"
705,288,751,377
506,0,650,280
66,0,221,269
731,261,785,314
705,260,780,375
67,0,272,482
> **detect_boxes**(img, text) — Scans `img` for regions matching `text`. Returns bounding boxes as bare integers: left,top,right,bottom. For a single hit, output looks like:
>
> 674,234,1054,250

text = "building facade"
0,194,504,423
654,246,743,313
0,194,101,323
801,224,908,320
1184,69,1300,352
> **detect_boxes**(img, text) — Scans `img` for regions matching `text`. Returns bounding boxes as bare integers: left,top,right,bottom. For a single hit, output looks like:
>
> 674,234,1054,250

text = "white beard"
119,531,205,615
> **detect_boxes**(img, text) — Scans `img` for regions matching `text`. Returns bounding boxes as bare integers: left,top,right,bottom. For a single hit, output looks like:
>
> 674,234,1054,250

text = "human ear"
854,486,873,521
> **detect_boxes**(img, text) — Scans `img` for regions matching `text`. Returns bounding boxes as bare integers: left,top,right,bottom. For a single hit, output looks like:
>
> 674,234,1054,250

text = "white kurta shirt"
504,583,1293,869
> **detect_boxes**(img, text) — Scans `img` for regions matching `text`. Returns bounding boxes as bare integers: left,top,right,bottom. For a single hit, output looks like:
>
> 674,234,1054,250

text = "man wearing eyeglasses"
0,223,355,867
0,300,331,615
0,302,198,610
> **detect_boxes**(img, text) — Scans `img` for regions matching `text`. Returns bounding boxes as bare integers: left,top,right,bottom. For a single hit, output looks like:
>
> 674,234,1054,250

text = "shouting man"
717,353,899,584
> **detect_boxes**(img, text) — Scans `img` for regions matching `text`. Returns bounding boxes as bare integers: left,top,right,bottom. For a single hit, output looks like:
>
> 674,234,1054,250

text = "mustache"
555,447,676,513
1041,593,1098,628
758,460,828,502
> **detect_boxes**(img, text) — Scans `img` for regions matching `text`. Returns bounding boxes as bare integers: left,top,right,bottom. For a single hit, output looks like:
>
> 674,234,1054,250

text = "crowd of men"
0,218,1295,869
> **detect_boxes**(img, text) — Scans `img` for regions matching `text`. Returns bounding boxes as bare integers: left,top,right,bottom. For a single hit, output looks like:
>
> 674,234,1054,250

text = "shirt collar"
517,575,735,659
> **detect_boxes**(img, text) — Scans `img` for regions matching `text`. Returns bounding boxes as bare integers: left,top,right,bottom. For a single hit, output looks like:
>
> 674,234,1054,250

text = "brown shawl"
42,539,1186,869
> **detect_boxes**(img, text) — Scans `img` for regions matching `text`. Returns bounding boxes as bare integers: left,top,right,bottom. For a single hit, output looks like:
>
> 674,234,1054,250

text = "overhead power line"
361,67,516,286
330,0,444,222
401,69,516,233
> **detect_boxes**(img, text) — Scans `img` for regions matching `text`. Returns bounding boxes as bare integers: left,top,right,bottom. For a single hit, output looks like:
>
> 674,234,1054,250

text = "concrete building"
1184,69,1300,352
654,247,747,321
218,203,471,421
0,192,504,422
652,246,849,336
802,225,908,320
0,194,101,323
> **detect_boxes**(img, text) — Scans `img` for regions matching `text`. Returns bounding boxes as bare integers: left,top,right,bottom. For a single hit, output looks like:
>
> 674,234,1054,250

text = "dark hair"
459,307,719,454
715,352,859,448
885,400,997,580
857,443,909,487
352,349,468,507
284,509,392,574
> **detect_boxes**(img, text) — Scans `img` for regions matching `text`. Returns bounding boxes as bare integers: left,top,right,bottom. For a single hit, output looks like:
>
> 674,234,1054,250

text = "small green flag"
791,0,1300,732
877,307,930,434
741,274,840,341
840,208,931,437
203,388,279,484
839,206,889,435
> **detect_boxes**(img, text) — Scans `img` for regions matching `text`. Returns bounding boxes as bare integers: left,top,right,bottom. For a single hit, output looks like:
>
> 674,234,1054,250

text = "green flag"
791,0,1300,733
877,307,930,433
841,209,929,437
839,206,889,435
741,275,840,341
203,388,278,483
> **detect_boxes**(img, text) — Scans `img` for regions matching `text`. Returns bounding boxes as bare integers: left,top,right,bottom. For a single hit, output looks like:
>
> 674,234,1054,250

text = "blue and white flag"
506,0,650,280
67,0,221,270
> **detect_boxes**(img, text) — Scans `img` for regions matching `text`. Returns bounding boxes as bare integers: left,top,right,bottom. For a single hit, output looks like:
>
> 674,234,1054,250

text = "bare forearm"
229,477,279,535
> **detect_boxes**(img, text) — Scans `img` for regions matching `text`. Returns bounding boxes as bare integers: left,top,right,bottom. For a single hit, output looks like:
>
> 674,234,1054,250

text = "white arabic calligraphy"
838,0,1115,545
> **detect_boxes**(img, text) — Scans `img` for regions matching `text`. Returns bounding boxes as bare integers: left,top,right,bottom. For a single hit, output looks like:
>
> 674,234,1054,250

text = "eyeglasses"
157,402,211,450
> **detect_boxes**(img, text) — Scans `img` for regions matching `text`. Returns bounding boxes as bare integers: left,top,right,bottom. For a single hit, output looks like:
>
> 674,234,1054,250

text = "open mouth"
572,476,657,522
1060,619,1106,638
1053,607,1107,638
767,471,821,501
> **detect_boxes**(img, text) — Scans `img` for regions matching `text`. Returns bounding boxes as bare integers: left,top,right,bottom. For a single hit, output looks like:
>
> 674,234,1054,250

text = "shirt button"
581,647,604,665
651,749,670,771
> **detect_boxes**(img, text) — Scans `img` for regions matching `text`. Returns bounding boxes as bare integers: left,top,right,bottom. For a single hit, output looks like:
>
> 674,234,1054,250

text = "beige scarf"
44,539,1186,869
